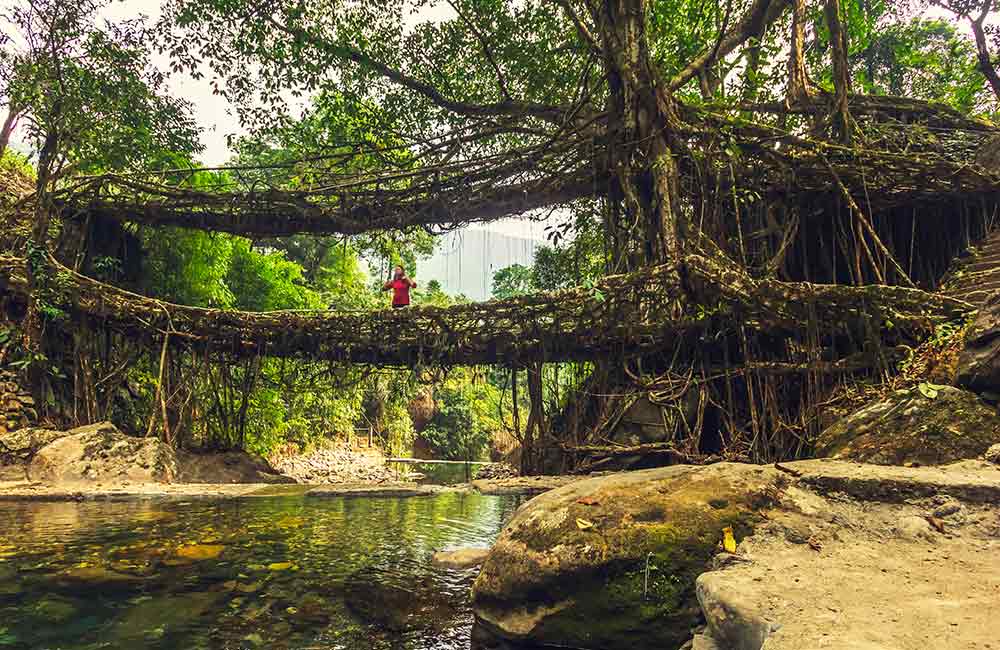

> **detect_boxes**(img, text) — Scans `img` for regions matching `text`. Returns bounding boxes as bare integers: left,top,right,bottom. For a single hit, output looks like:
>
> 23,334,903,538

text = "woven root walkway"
0,254,972,367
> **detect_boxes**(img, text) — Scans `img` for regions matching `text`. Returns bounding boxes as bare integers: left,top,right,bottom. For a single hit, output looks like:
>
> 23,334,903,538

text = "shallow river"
0,493,523,649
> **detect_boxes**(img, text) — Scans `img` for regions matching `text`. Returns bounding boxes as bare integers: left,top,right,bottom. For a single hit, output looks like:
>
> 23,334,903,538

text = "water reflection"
0,493,522,649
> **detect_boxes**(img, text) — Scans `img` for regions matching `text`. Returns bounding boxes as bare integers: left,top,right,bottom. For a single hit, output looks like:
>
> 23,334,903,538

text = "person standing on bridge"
383,265,417,308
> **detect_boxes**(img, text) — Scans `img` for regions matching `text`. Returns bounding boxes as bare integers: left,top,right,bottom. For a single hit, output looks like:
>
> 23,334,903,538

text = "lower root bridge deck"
0,253,972,368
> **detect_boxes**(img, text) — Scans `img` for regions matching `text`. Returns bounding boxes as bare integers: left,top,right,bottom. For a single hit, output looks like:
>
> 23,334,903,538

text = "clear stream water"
0,493,523,650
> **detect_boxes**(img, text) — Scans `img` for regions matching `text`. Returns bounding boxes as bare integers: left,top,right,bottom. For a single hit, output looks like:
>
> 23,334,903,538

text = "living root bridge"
46,102,1000,238
0,254,972,367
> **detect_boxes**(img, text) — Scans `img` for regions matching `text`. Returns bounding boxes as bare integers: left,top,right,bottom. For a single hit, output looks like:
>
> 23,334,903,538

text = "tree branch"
264,14,577,126
668,0,792,92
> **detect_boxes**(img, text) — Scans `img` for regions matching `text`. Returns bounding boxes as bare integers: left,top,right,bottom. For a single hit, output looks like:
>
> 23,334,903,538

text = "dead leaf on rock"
576,497,600,506
924,515,946,533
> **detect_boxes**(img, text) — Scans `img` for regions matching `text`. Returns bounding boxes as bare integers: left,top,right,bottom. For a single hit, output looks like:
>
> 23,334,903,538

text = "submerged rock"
175,544,226,561
815,386,1000,466
33,597,79,623
471,463,784,650
55,566,146,591
345,567,458,632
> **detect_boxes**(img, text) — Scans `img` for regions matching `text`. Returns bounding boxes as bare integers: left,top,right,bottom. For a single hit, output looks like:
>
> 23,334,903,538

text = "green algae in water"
0,493,523,650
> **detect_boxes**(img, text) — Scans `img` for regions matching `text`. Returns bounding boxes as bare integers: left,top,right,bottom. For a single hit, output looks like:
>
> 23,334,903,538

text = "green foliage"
0,147,33,179
421,382,494,461
491,263,536,299
0,0,200,174
159,0,593,139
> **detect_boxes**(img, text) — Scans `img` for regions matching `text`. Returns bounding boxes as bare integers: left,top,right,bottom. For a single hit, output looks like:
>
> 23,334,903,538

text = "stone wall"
0,369,36,436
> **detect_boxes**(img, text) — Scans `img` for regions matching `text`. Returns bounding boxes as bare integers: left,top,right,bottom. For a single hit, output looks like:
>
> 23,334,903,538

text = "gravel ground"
271,447,402,484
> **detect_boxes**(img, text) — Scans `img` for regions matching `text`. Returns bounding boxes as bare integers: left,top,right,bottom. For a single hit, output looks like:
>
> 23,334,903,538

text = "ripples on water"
0,493,523,650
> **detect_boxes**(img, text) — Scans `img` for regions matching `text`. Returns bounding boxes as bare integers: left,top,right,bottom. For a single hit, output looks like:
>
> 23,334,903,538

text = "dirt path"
695,460,1000,650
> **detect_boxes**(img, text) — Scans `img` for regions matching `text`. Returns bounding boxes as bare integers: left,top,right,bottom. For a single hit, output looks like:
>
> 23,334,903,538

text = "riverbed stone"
344,566,458,632
55,566,147,591
471,463,785,650
432,547,490,569
985,443,1000,464
470,474,580,495
33,597,79,623
306,482,443,497
176,450,293,484
814,386,1000,466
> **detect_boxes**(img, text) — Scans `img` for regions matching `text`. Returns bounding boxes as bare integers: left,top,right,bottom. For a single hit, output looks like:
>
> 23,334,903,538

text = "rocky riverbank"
470,457,1000,650
0,421,291,485
270,446,401,484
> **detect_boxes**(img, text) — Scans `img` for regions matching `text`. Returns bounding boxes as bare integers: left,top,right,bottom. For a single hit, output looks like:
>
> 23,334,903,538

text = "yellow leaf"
917,382,939,399
176,544,225,561
268,562,294,571
722,526,737,553
576,518,595,530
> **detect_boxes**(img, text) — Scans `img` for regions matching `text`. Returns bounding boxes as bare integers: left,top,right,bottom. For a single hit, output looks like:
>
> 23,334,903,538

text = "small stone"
692,633,723,650
985,443,1000,464
33,598,78,622
894,516,936,542
177,544,226,560
932,499,963,518
432,547,490,569
783,524,811,544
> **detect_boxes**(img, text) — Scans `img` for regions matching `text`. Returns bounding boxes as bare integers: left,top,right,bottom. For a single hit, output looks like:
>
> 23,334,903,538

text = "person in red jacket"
382,265,417,308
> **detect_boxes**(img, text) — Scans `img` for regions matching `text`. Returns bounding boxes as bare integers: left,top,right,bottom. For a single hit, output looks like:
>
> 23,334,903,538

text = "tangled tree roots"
0,253,971,368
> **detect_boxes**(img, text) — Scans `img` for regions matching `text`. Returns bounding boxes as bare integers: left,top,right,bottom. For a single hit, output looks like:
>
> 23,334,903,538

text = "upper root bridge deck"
48,104,1000,238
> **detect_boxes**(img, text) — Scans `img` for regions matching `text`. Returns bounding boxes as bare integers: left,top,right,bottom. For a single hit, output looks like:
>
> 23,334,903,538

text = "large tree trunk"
968,1,1000,101
0,105,21,160
825,0,854,144
23,127,60,410
595,0,684,265
787,0,813,105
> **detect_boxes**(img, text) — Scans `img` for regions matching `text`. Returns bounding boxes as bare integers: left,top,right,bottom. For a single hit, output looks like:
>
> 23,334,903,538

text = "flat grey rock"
305,482,441,498
469,475,580,495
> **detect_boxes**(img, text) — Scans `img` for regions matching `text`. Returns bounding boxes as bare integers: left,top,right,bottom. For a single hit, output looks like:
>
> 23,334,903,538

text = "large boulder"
28,422,177,483
814,386,1000,465
471,463,785,650
175,450,294,484
957,294,1000,392
0,424,79,464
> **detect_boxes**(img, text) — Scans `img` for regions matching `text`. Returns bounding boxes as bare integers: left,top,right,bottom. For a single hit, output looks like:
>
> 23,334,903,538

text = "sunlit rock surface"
471,463,785,650
815,386,1000,465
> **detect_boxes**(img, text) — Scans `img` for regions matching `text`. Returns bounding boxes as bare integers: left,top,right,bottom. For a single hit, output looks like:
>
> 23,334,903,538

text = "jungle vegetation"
0,0,998,469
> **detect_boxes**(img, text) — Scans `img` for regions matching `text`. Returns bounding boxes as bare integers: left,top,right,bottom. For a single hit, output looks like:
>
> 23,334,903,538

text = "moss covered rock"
471,463,786,650
815,386,1000,466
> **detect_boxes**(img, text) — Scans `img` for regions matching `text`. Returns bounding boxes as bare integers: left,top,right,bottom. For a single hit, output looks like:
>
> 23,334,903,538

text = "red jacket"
387,278,415,305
